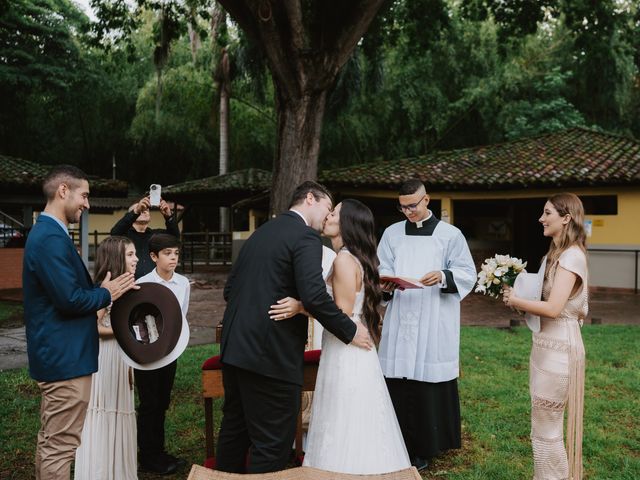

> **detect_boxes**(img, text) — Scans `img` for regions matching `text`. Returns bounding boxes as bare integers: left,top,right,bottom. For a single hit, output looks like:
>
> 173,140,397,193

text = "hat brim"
110,282,190,370
118,315,190,370
513,260,546,333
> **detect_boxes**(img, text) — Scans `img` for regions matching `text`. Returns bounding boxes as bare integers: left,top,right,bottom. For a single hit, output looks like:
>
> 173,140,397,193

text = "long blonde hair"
545,193,587,271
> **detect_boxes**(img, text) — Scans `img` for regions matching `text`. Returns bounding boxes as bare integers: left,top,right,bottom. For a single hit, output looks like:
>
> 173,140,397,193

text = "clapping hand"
101,271,139,302
269,297,305,320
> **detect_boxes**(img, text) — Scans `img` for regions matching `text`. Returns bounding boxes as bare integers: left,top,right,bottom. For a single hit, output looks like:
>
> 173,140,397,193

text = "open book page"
380,275,425,290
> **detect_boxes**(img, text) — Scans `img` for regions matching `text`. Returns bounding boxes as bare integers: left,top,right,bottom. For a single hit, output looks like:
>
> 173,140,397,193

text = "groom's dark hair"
288,181,333,208
399,178,426,196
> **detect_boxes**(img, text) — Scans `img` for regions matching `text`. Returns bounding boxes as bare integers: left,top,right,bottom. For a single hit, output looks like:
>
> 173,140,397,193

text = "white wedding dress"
303,250,411,474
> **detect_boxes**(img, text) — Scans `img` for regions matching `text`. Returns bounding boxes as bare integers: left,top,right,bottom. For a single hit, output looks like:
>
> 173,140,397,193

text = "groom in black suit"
216,181,373,473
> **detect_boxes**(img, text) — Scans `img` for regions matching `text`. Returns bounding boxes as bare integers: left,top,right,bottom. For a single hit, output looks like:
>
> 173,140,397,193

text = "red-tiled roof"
163,168,271,195
0,154,128,196
320,128,640,190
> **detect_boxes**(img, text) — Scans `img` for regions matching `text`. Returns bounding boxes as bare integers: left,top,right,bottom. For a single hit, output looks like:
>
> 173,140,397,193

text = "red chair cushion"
203,351,319,370
202,355,222,370
204,455,250,471
303,349,321,364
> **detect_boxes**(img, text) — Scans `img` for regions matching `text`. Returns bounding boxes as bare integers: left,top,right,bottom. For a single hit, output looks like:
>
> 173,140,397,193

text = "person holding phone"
110,191,179,279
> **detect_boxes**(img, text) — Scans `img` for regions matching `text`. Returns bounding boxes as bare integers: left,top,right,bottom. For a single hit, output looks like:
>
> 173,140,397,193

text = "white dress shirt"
137,268,190,317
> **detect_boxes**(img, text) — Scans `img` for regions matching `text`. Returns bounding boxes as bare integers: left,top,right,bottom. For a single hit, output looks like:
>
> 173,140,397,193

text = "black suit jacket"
220,211,357,385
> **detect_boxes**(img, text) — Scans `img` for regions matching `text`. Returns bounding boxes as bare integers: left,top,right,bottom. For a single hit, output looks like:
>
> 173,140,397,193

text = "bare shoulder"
332,251,359,278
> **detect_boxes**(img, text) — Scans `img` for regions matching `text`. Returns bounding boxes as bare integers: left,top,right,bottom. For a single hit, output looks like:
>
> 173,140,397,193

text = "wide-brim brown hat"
110,283,190,370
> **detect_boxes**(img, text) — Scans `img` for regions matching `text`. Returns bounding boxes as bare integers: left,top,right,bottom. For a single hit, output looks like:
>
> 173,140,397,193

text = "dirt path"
185,267,640,330
2,268,639,371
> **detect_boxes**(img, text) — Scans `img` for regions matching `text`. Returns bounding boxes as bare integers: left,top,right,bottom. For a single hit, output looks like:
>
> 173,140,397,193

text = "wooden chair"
202,355,225,469
201,350,321,468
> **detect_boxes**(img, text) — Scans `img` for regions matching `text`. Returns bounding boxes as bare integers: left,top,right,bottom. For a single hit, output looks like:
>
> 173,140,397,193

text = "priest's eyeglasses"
397,195,426,212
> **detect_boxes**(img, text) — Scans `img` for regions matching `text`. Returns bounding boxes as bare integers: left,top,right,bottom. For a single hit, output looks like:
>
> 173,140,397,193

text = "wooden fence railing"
67,230,232,271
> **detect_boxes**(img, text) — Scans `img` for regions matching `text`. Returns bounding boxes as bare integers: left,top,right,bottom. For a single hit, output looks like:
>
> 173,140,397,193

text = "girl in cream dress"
75,237,139,480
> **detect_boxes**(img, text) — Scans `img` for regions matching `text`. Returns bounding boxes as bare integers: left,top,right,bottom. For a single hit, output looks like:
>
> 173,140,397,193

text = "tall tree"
211,5,231,231
216,0,385,214
562,0,637,130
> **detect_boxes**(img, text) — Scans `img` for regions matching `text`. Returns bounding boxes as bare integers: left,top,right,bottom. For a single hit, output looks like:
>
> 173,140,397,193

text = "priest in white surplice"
377,179,476,471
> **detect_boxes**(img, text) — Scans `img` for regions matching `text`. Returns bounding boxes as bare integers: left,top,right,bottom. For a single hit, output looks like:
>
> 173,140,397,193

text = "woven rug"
187,465,422,480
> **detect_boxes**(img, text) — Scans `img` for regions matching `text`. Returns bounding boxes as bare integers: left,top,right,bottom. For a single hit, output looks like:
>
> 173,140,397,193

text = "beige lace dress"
530,246,587,480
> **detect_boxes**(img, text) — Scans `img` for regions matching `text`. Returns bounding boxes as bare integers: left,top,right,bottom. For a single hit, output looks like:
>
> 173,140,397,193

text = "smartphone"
149,184,161,207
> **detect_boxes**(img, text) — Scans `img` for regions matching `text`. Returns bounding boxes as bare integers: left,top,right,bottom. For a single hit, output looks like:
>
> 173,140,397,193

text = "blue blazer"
23,215,111,382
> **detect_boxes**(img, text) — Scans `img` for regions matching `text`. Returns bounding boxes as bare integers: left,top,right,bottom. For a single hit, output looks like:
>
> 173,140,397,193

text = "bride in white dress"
272,199,410,474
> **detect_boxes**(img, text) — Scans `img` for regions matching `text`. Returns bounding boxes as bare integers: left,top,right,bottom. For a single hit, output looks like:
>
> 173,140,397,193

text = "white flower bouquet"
475,254,527,298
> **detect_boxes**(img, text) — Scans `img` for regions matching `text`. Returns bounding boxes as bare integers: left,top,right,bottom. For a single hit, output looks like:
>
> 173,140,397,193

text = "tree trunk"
215,0,386,216
155,68,163,121
219,62,230,232
269,89,327,215
187,21,200,64
156,68,162,124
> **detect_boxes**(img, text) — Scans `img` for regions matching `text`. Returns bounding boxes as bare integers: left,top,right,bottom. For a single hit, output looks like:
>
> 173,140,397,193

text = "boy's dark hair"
288,181,333,208
42,164,88,200
399,178,425,196
149,233,180,255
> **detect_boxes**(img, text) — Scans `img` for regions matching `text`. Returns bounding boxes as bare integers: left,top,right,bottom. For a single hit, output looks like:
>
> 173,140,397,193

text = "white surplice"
377,216,476,383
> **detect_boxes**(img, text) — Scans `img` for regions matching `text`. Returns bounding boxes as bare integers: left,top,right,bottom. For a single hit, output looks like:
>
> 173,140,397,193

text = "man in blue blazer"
23,165,137,480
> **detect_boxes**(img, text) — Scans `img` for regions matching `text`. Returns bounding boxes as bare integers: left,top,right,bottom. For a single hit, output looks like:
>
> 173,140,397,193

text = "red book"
380,275,425,290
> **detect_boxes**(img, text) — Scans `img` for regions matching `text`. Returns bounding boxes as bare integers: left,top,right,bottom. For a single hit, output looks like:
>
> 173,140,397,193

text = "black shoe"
162,452,187,469
139,454,178,475
411,456,429,472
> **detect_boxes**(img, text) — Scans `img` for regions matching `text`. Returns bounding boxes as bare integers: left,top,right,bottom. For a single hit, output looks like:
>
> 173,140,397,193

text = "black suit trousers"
135,360,177,458
216,364,301,473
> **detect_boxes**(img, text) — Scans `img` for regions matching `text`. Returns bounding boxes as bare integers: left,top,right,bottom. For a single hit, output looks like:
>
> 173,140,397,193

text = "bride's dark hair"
339,199,382,344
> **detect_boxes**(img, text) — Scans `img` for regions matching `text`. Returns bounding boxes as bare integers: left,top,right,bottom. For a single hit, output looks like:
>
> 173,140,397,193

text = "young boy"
136,233,190,474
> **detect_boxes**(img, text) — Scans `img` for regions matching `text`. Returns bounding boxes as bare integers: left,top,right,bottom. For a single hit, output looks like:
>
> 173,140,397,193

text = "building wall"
80,209,173,236
336,186,640,290
583,188,640,245
0,249,23,289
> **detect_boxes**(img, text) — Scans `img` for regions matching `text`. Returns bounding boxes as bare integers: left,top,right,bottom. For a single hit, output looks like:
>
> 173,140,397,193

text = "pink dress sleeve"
558,247,588,291
558,247,589,323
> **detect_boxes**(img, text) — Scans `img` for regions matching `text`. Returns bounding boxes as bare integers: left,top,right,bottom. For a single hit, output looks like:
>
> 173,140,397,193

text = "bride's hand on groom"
351,322,374,350
269,297,306,320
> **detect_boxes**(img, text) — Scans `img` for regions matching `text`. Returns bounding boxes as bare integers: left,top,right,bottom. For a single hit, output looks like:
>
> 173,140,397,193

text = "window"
579,195,617,215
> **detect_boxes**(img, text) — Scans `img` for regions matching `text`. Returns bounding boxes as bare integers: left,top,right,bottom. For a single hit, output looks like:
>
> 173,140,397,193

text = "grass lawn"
0,300,23,329
1,326,638,479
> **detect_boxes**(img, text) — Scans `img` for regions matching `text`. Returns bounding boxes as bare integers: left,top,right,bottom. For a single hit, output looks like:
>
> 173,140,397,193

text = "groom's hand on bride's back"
351,322,374,350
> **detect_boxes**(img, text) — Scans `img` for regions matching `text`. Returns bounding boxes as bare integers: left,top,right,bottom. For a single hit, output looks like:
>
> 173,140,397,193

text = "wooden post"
205,229,210,266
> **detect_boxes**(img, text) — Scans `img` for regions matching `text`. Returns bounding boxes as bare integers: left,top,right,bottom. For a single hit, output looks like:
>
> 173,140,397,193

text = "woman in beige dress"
503,193,588,480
